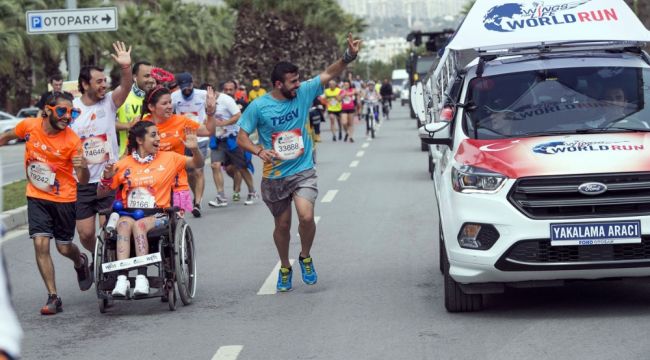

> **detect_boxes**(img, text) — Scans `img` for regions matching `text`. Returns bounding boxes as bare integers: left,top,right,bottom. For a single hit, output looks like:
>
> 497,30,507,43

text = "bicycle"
381,96,391,120
363,99,379,139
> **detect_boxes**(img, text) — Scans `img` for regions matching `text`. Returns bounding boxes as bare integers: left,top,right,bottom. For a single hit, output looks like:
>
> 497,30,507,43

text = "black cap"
175,72,193,90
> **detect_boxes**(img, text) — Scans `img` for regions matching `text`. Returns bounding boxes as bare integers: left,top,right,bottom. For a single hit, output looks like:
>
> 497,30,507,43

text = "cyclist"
0,92,92,315
379,78,393,120
363,81,381,137
98,121,204,296
141,85,217,216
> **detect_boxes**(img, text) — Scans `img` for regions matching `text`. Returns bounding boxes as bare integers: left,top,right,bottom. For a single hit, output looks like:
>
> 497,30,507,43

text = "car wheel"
420,139,428,152
441,223,484,312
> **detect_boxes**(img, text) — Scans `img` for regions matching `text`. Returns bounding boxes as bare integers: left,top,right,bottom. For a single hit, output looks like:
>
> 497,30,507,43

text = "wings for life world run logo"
533,140,644,155
483,1,619,32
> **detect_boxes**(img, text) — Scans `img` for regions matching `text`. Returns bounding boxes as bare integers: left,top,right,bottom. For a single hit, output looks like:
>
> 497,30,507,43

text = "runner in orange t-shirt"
98,120,204,296
138,85,218,215
0,92,93,315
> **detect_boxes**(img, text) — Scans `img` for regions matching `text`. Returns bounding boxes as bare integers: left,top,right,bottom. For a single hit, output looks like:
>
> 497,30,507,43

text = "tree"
224,0,365,88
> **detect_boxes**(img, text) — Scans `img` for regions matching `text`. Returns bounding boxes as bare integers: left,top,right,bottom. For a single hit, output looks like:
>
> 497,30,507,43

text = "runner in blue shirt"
237,33,362,292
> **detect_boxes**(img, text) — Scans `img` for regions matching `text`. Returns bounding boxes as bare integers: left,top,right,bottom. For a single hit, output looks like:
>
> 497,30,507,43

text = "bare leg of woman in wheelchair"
112,216,162,296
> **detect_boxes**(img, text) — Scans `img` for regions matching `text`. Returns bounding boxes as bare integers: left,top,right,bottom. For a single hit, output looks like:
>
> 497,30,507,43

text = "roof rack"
478,41,645,57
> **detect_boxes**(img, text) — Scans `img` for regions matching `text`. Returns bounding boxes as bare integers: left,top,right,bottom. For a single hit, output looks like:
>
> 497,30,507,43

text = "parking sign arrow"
102,14,111,24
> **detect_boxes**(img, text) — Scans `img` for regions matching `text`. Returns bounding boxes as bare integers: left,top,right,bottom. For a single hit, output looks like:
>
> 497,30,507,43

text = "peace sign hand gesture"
347,32,362,57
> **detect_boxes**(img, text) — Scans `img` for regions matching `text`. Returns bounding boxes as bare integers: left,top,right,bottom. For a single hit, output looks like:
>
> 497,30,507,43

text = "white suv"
417,0,650,312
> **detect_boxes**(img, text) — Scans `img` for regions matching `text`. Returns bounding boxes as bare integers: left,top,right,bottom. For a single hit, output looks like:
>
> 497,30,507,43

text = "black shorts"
341,109,355,114
28,197,76,244
76,183,115,220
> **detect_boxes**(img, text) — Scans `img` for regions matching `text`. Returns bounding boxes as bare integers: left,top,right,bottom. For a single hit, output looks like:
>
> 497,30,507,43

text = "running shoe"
332,135,337,142
233,192,241,202
112,275,130,297
208,196,228,208
349,138,354,143
40,294,62,315
192,203,202,218
244,192,258,205
276,267,293,292
133,275,150,296
298,256,318,285
75,253,93,291
344,134,348,142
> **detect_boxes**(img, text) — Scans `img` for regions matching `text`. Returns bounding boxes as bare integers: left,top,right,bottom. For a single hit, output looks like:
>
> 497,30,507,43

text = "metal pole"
66,0,80,81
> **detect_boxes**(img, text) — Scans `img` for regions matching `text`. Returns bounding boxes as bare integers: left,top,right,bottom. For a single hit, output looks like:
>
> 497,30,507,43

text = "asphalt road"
0,142,26,185
4,106,650,360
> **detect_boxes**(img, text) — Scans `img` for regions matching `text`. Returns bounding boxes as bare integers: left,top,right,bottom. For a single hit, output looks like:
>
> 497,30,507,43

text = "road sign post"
26,5,118,81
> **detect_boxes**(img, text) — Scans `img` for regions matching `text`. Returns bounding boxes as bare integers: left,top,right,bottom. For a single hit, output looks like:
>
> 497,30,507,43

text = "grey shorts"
184,140,209,166
211,138,247,169
261,169,318,217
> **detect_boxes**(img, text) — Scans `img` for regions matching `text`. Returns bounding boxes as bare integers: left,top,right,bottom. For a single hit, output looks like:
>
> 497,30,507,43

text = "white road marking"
338,172,351,182
362,143,369,148
258,259,295,295
350,160,359,168
0,228,28,245
321,190,338,203
211,345,244,360
356,151,365,157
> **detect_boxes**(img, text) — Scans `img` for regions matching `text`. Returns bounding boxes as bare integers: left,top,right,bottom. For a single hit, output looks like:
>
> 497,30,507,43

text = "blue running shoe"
277,267,292,292
299,256,318,285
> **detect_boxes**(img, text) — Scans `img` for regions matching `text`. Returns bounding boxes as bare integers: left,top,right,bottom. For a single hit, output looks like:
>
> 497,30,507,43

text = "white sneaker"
208,196,228,208
244,192,259,205
112,275,130,297
134,275,150,296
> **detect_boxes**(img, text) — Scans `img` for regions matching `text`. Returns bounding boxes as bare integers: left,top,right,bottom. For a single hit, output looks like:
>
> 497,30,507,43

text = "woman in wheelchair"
98,120,203,296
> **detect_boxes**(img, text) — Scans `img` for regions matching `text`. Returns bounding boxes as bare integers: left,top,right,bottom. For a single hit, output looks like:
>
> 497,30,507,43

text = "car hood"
455,133,650,178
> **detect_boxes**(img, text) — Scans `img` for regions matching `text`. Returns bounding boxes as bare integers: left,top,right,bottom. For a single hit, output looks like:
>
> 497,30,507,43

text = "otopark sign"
26,7,118,34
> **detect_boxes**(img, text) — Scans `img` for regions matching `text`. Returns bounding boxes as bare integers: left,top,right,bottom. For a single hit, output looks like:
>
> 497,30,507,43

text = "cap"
252,79,261,87
175,72,193,90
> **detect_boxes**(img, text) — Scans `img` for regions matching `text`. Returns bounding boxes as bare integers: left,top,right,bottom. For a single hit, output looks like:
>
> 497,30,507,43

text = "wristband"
343,48,357,64
256,148,264,156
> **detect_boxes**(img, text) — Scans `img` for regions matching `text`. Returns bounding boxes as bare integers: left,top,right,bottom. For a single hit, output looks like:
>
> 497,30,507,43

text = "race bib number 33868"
272,129,305,160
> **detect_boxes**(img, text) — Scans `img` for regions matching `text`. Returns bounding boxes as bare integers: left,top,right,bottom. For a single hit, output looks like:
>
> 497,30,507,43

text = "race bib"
329,98,338,106
27,161,56,191
127,187,156,209
82,134,112,164
343,96,352,104
272,129,305,160
214,126,226,138
183,112,201,123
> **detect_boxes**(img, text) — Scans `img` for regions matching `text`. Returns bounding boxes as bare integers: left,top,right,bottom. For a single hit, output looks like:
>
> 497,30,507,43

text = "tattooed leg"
116,218,134,260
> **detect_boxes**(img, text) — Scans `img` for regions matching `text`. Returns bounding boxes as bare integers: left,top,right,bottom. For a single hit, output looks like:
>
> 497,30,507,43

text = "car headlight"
451,165,507,194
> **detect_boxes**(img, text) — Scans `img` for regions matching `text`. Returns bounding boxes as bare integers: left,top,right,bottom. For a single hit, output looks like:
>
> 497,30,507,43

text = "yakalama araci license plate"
550,221,641,246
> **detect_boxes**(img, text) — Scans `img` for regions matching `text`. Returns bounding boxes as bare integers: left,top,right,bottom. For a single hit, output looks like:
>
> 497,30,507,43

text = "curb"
1,205,28,233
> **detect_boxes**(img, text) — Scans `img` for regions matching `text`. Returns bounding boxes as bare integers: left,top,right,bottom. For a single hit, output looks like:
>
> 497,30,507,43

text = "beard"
48,115,67,130
280,87,296,99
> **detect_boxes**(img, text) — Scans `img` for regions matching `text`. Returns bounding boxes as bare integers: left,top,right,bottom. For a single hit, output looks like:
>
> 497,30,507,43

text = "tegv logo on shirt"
271,109,299,127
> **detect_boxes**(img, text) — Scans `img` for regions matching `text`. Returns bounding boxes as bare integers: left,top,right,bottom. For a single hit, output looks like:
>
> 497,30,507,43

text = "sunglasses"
47,105,81,120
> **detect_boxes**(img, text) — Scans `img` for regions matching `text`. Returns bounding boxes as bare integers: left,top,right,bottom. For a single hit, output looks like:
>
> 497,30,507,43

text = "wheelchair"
93,206,197,313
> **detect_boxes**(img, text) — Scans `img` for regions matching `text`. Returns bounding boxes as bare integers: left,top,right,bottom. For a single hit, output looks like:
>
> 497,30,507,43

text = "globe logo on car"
578,182,607,195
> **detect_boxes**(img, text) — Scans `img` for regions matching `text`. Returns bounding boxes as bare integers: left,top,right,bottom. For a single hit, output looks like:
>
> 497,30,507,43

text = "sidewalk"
1,205,27,235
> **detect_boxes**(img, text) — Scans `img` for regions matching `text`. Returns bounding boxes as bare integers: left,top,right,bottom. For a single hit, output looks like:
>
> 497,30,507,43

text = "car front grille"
508,173,650,219
496,237,650,271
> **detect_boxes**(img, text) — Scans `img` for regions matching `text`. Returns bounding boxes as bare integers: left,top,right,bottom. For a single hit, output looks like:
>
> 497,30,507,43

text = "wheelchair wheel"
174,220,197,305
166,280,177,311
98,298,108,313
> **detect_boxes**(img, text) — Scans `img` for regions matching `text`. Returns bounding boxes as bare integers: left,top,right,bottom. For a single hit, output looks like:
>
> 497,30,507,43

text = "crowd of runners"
0,33,364,323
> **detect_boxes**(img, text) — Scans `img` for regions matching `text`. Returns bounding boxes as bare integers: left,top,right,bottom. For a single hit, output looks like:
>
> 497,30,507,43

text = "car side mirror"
418,122,452,146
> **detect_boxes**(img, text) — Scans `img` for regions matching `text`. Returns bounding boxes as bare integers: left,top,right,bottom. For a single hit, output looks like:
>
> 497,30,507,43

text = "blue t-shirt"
238,76,323,179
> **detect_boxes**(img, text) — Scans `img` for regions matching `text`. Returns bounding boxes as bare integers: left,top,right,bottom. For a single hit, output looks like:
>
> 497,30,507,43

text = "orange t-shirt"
14,117,82,203
142,114,199,191
110,151,187,209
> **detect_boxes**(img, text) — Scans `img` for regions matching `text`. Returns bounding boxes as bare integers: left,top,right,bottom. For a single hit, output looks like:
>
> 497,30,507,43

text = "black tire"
167,280,177,311
98,298,108,313
175,221,196,306
441,224,484,312
420,139,428,152
429,154,434,180
438,223,444,274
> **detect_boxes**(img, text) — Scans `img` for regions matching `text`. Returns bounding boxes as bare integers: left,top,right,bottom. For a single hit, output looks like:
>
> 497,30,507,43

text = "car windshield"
464,66,649,139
